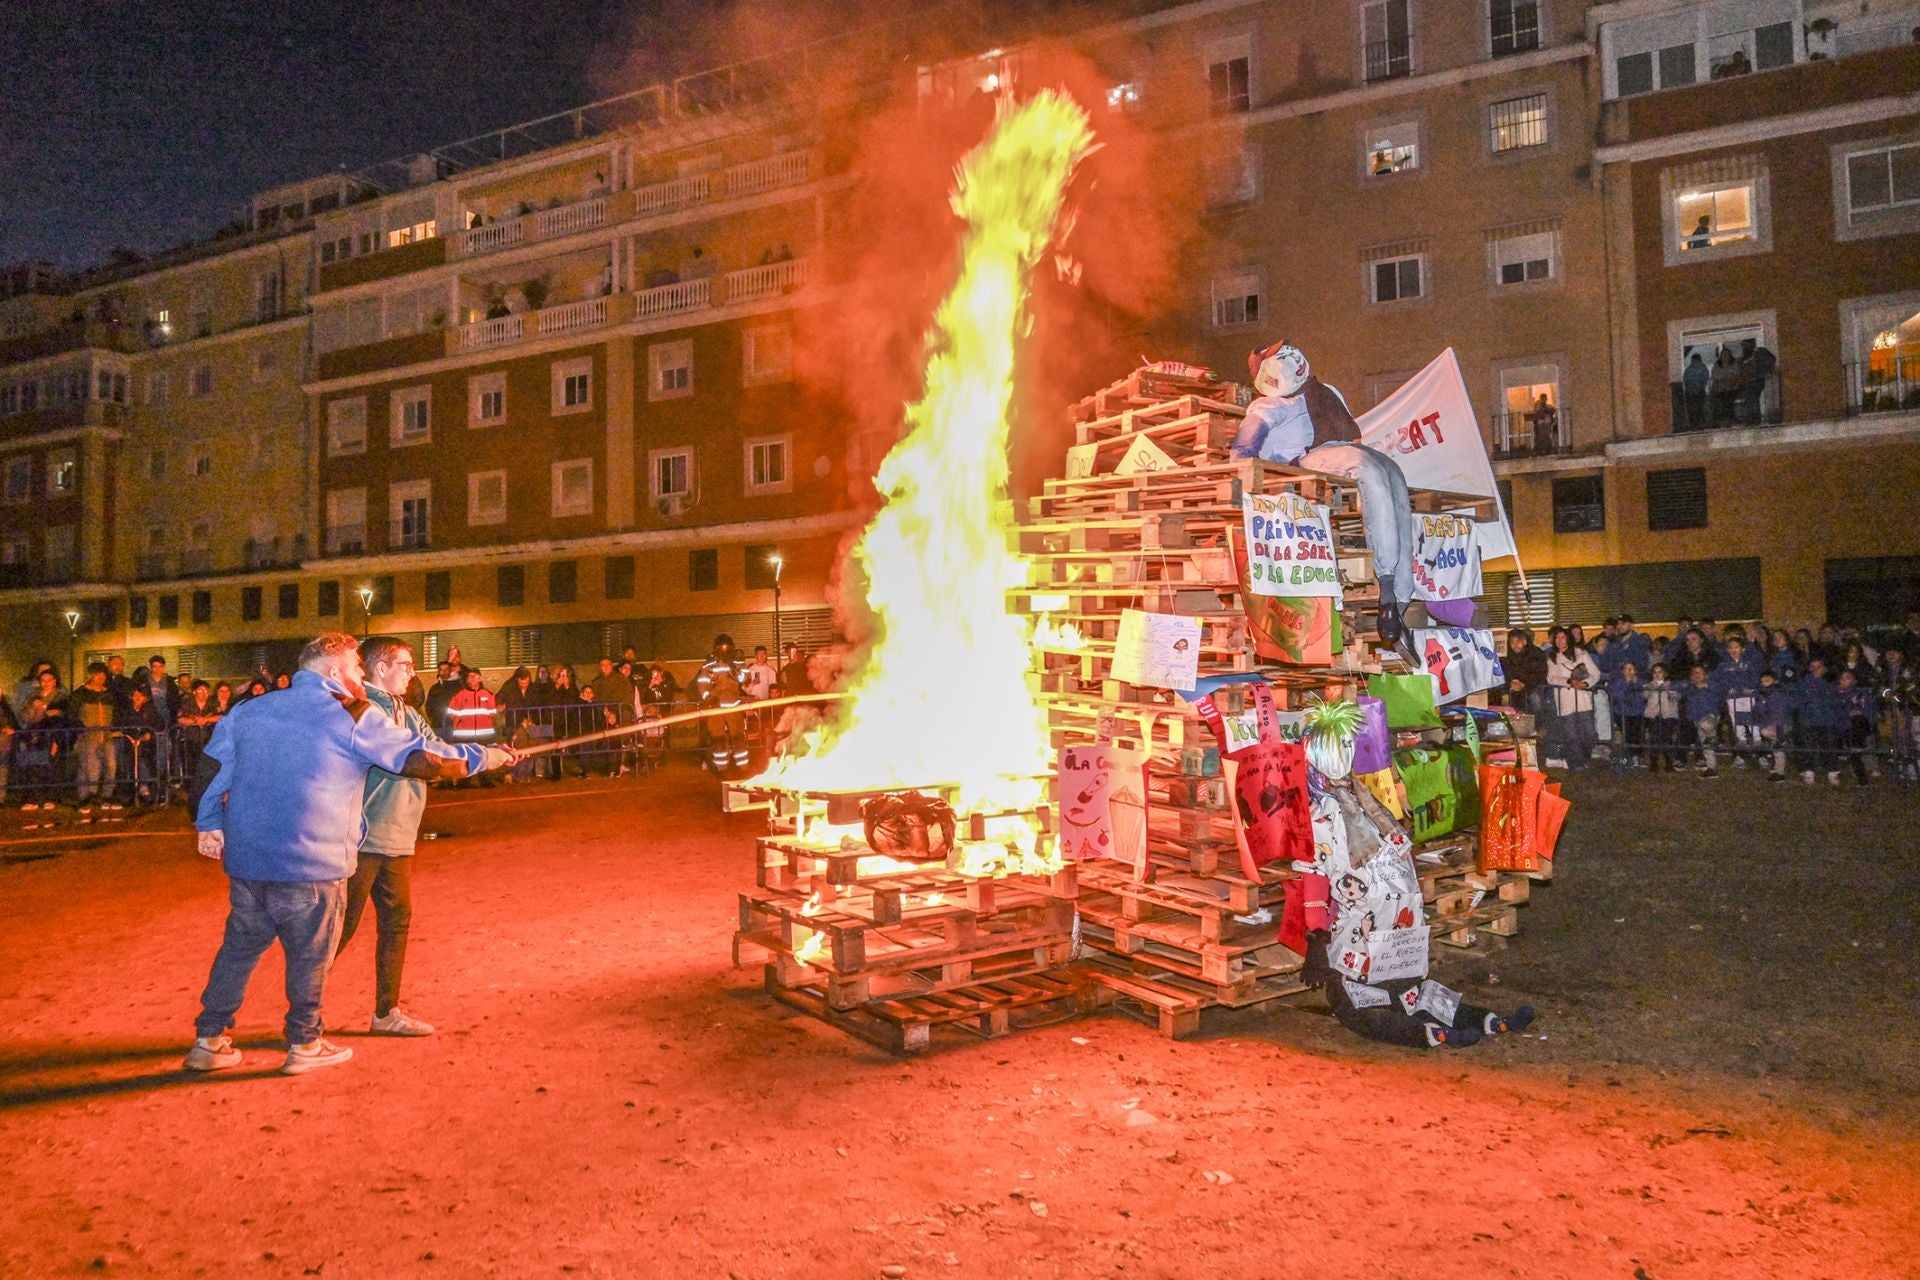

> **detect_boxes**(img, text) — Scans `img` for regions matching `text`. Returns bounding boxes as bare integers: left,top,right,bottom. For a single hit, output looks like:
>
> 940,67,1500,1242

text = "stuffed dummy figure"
1231,342,1416,644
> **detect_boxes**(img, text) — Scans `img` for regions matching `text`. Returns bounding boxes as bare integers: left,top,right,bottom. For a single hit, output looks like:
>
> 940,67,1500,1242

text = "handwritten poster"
1411,512,1482,602
1365,925,1431,983
1116,435,1178,476
1057,745,1115,862
1411,626,1504,704
1242,492,1343,601
1111,609,1200,691
1065,443,1099,479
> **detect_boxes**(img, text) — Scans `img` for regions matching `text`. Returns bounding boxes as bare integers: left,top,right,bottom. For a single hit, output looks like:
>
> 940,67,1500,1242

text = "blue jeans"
195,876,347,1045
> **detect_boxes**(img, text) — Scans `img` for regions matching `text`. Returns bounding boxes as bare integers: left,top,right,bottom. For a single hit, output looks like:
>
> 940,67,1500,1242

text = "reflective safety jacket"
446,686,499,739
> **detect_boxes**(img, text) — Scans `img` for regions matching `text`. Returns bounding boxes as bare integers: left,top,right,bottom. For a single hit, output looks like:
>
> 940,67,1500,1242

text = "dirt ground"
1,765,1916,1280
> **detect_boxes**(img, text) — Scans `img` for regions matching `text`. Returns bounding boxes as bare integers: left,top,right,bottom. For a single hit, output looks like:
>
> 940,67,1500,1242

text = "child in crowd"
1681,665,1722,777
1753,668,1792,782
1644,663,1684,771
1837,669,1878,786
1717,636,1761,769
1792,657,1848,787
1610,660,1647,769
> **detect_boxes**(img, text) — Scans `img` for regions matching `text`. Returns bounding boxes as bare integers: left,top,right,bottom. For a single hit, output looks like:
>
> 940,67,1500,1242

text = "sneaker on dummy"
369,1008,435,1037
281,1038,353,1075
183,1035,243,1072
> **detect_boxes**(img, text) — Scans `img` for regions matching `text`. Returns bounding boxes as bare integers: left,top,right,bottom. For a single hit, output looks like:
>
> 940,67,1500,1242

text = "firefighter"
693,633,750,772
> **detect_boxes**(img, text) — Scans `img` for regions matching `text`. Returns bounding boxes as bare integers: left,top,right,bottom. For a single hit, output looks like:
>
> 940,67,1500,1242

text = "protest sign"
1111,609,1200,691
1365,925,1431,983
1356,349,1516,561
1242,492,1342,600
1115,435,1177,476
1065,442,1099,479
1411,512,1482,602
1411,627,1504,704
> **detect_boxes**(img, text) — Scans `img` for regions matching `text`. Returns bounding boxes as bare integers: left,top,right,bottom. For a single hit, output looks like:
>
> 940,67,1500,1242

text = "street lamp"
63,608,81,687
769,553,784,662
357,586,374,640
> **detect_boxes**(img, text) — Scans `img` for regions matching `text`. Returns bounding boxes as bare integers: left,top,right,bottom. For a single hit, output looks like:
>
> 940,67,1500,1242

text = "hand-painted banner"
1411,512,1482,602
1242,491,1342,600
1411,626,1505,704
1111,609,1200,691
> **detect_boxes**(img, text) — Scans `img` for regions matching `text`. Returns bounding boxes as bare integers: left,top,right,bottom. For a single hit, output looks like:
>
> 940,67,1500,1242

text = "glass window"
1491,0,1540,56
1847,144,1920,215
653,450,691,499
1489,94,1548,153
551,459,593,517
1370,256,1423,303
425,571,451,612
278,583,300,619
392,388,431,442
649,340,694,400
604,555,635,600
318,581,340,616
688,548,719,592
1210,273,1261,327
469,372,506,426
497,564,525,607
1365,120,1419,176
1493,230,1556,285
469,470,507,526
551,357,593,413
1206,38,1251,113
1363,0,1412,82
326,397,367,456
1551,475,1605,534
1675,184,1755,251
746,436,791,494
548,560,577,605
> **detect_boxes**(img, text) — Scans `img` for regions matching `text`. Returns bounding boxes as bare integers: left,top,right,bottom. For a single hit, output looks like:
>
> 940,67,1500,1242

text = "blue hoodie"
195,669,486,883
1793,676,1850,733
1680,677,1720,721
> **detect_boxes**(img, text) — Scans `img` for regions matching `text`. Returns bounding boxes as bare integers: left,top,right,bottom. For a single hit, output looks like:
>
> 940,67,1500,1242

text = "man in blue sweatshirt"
184,633,513,1075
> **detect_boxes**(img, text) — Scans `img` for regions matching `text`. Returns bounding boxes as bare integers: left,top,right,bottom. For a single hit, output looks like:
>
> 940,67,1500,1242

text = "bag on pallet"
1202,683,1313,876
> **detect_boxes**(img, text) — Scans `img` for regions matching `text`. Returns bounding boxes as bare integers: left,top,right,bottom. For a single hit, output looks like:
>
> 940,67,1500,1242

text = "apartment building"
1573,0,1920,625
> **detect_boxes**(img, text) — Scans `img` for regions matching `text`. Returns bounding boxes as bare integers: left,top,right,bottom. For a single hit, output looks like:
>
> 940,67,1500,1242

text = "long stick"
510,692,848,759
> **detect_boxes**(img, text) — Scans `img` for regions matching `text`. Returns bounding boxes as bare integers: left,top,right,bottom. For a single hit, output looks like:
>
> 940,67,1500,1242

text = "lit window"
1675,185,1755,251
1364,120,1419,176
1209,272,1261,327
552,458,594,517
1489,94,1548,153
1847,144,1920,216
1369,255,1424,303
745,435,791,494
326,397,367,456
468,470,507,525
386,219,438,247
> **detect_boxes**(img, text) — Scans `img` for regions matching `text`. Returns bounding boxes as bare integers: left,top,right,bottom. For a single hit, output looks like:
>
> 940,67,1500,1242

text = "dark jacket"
1793,676,1850,733
1502,643,1549,705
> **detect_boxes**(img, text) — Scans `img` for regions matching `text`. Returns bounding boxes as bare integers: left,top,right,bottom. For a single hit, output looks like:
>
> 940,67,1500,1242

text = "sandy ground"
1,765,1917,1280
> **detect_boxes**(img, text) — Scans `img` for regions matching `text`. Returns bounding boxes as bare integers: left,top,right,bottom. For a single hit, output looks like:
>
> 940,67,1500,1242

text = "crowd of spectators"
0,640,816,812
1496,611,1920,785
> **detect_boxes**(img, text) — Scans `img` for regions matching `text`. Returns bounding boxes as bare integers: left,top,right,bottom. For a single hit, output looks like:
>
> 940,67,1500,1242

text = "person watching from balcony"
1736,339,1776,425
683,246,720,280
1710,347,1742,424
1525,393,1557,452
1682,352,1711,429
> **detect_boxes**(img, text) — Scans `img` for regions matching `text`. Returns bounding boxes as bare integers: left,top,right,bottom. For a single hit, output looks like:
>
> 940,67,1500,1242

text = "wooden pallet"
767,968,1095,1055
1080,958,1312,1039
738,889,1074,976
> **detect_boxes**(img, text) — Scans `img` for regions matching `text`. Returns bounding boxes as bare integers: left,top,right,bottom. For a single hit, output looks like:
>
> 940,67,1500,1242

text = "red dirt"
1,773,1915,1279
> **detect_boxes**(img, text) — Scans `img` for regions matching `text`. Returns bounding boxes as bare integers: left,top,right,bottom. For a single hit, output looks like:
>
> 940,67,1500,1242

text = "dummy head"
1248,342,1310,398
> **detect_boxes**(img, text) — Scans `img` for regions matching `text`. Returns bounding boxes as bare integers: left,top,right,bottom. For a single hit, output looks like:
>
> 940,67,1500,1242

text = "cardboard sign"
1413,979,1462,1025
1411,512,1483,602
1115,434,1178,476
1365,925,1431,983
1411,627,1505,705
1065,442,1099,479
1243,491,1343,600
1344,979,1392,1010
1111,609,1200,691
1106,744,1151,877
1057,745,1116,861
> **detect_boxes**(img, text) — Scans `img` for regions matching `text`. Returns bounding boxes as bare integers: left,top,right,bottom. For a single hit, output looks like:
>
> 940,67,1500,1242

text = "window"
3,456,29,504
1369,255,1424,303
241,586,263,621
1210,145,1260,206
649,340,694,400
254,272,283,323
469,372,506,426
425,570,451,611
1490,0,1540,57
326,488,367,554
497,564,525,607
1647,468,1707,531
548,560,578,605
1673,316,1774,430
1489,94,1547,154
689,548,719,592
190,365,212,396
318,581,340,616
1363,0,1412,83
1209,272,1261,327
1205,36,1251,114
191,590,213,624
387,218,438,247
147,448,167,480
605,555,635,600
469,470,507,526
1675,185,1754,252
1490,225,1558,287
1495,363,1563,454
551,357,593,414
130,595,148,628
391,386,431,444
193,453,212,477
252,349,277,381
744,544,781,590
391,480,431,550
278,583,300,619
652,448,692,501
744,325,793,384
1615,42,1695,98
745,435,791,495
1363,119,1420,177
1551,475,1605,534
552,458,594,517
158,594,179,627
326,397,368,456
1846,144,1920,216
47,449,77,497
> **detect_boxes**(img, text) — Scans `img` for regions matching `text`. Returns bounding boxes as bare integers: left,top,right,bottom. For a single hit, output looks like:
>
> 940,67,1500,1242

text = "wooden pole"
512,692,846,759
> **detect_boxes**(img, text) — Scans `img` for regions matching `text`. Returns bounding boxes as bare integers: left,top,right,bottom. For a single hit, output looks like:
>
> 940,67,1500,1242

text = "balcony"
450,194,616,259
1670,370,1784,432
450,292,635,353
0,400,127,446
316,235,448,293
635,277,712,320
1363,37,1412,84
244,534,306,569
315,329,449,382
0,318,141,366
135,553,171,581
1490,407,1573,460
179,549,214,575
1846,358,1920,417
323,524,367,558
725,258,807,305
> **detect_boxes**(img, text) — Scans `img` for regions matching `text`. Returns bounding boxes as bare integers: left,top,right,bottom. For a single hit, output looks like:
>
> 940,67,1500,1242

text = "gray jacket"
359,683,441,857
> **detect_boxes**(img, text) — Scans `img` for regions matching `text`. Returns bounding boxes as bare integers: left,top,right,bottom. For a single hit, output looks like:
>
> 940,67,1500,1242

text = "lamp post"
63,608,81,687
769,553,784,662
357,586,374,641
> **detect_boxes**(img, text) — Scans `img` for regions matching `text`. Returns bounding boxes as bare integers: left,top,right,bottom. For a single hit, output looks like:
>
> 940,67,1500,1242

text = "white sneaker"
102,801,124,810
183,1035,243,1072
1826,772,1842,788
1544,758,1570,770
370,1008,434,1036
19,801,38,811
1801,772,1815,785
281,1037,353,1074
77,805,93,815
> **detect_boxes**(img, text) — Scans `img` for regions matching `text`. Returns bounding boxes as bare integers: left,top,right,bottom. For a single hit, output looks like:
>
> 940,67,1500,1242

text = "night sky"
0,0,734,271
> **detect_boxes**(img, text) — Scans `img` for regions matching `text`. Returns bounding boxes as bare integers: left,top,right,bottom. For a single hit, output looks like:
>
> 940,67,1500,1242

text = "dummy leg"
1298,442,1414,644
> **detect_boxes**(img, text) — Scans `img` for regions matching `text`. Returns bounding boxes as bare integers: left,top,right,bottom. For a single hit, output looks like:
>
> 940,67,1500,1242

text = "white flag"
1355,348,1516,562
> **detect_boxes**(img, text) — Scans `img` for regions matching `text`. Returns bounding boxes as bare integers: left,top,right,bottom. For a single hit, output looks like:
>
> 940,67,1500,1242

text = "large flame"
758,91,1095,840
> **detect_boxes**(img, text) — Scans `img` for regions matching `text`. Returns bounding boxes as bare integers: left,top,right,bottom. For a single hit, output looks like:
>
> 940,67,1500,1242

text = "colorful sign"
1411,512,1482,602
1111,609,1200,691
1411,626,1505,704
1242,491,1342,600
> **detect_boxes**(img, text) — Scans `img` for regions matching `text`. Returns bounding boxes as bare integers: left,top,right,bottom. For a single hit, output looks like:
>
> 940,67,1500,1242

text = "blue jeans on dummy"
1296,442,1414,618
195,876,347,1045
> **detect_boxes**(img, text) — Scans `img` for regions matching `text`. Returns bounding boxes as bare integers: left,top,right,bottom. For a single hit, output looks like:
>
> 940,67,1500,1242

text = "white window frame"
649,447,693,502
743,324,794,385
1839,291,1920,413
326,487,367,553
391,385,432,446
1488,0,1545,59
1668,308,1777,383
1208,270,1263,329
326,396,368,457
3,455,31,505
1662,165,1771,266
1366,253,1427,305
1203,33,1253,116
1833,135,1920,242
1360,115,1422,182
551,458,594,517
469,371,507,426
1488,225,1560,291
390,479,432,548
551,356,594,415
648,340,694,401
45,447,77,498
468,469,508,526
1211,142,1261,207
744,434,793,496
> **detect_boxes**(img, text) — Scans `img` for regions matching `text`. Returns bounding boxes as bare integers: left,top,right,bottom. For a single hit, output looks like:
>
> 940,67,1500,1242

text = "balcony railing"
635,277,712,319
323,524,367,558
723,150,812,199
243,535,304,569
723,258,807,305
452,294,619,353
1670,370,1784,432
635,174,711,218
450,195,611,259
1490,407,1573,459
391,517,431,551
1845,358,1920,417
1364,37,1412,84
